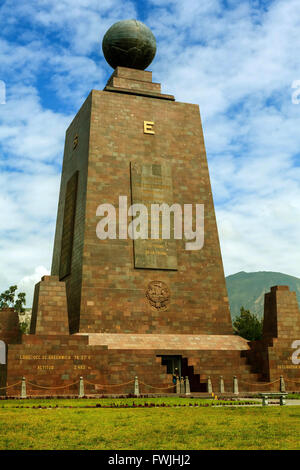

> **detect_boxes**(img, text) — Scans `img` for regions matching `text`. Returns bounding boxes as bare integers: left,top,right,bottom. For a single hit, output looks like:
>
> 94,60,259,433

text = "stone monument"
0,20,299,395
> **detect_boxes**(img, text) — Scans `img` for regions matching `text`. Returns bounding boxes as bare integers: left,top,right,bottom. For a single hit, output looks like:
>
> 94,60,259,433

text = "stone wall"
30,276,69,335
51,66,232,336
245,286,300,387
51,95,92,334
0,308,21,345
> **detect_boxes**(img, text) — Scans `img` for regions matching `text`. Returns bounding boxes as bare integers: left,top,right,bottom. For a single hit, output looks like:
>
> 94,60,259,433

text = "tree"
0,285,26,314
233,306,263,341
19,317,31,334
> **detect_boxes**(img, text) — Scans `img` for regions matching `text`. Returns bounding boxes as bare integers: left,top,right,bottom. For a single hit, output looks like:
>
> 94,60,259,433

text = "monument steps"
157,355,265,392
181,357,206,392
239,350,271,385
239,353,265,378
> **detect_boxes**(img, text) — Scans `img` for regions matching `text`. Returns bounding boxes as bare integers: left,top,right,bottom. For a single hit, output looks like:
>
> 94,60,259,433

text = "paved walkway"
238,398,300,406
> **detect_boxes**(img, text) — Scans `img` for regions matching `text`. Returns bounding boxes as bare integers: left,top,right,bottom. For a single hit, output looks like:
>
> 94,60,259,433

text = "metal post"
262,395,268,406
280,376,286,393
180,377,185,394
185,376,191,396
280,395,286,406
79,376,84,398
21,377,26,399
233,376,239,395
176,377,180,394
219,376,225,394
207,376,212,394
134,376,140,396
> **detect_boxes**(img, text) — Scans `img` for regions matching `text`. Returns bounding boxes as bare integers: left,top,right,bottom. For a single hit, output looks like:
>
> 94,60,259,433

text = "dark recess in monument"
59,171,78,280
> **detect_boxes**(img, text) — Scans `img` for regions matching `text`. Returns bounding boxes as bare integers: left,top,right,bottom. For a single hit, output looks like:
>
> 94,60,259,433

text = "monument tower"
50,19,233,337
1,20,299,395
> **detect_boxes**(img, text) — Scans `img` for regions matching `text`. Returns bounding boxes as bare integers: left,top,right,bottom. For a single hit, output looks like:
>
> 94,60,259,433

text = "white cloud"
18,266,50,307
0,85,71,164
0,0,137,55
0,86,67,305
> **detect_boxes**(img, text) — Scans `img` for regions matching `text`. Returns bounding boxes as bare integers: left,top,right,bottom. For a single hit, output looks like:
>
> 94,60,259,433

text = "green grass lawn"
0,398,299,450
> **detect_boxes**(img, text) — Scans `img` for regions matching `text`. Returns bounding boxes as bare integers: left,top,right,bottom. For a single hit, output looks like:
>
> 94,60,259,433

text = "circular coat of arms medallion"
146,281,170,311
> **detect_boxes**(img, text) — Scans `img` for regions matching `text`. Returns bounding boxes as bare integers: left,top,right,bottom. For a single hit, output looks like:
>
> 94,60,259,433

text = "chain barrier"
239,378,280,386
284,377,300,385
0,381,22,390
139,381,175,390
84,379,135,388
27,380,79,390
1,375,298,395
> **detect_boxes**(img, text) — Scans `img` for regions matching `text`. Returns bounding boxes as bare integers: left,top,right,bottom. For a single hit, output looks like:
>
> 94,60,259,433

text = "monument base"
1,281,300,395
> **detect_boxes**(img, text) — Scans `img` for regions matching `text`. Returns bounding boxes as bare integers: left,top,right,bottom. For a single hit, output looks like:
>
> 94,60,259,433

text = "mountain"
225,271,300,320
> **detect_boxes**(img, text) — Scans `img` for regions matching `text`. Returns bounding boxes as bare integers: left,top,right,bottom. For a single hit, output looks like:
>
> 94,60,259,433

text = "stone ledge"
76,333,250,350
103,86,175,101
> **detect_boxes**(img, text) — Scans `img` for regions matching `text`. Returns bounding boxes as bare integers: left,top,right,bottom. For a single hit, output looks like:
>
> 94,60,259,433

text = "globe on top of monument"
102,19,156,70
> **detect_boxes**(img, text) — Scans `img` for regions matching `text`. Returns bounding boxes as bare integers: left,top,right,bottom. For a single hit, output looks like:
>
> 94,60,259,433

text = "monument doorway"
158,355,206,392
158,355,182,378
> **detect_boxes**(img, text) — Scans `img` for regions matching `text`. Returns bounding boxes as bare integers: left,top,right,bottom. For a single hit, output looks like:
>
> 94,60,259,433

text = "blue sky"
0,0,300,305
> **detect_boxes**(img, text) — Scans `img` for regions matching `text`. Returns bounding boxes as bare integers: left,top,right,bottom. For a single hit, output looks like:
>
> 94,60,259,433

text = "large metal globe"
102,19,156,70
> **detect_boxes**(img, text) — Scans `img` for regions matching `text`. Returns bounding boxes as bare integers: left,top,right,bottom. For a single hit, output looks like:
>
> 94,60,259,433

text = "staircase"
159,351,269,393
158,355,205,392
238,355,266,383
181,357,206,392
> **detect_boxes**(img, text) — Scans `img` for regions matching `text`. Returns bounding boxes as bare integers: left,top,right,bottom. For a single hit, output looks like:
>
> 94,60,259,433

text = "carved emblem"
146,281,170,311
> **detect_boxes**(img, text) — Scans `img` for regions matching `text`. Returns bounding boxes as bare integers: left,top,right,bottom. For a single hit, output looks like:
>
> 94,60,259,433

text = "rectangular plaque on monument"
130,161,178,270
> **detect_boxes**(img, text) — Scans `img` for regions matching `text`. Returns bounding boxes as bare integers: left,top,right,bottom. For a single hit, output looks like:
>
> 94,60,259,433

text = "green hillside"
225,271,300,320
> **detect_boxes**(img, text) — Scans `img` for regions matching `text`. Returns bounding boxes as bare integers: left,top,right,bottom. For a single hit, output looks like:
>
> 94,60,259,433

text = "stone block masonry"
51,66,233,336
1,66,299,394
